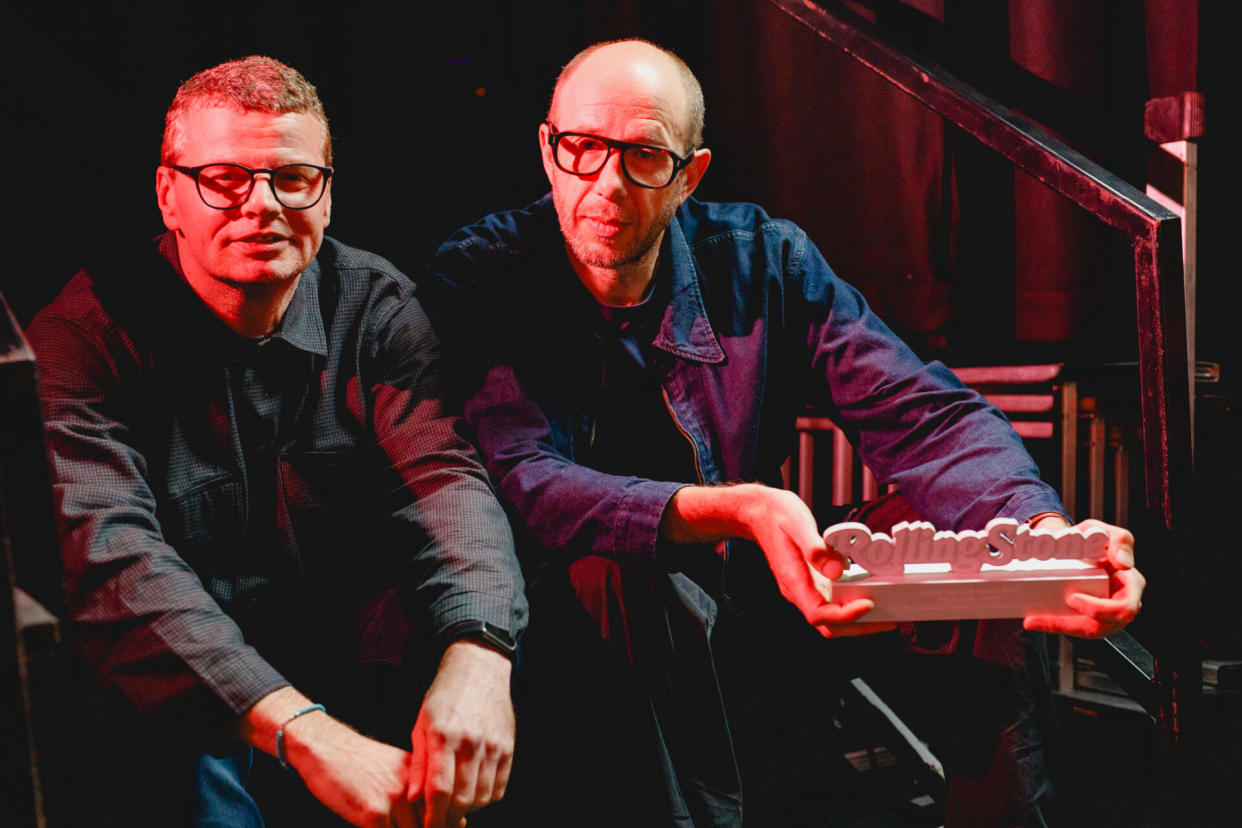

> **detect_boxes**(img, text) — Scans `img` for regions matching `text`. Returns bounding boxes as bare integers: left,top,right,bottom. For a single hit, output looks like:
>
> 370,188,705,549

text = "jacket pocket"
160,474,245,575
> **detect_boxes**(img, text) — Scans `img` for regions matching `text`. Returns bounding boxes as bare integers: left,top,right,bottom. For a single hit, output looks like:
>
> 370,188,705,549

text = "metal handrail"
764,0,1198,799
767,0,1191,530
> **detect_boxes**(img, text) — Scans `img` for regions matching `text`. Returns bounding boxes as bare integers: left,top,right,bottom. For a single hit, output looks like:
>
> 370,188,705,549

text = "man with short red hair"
30,56,524,828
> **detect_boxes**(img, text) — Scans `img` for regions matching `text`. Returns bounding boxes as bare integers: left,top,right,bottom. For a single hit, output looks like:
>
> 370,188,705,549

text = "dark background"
5,0,1238,675
3,2,1238,824
1,0,1228,379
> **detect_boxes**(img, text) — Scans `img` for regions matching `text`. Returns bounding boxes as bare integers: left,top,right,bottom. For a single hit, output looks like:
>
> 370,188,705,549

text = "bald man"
424,40,1143,827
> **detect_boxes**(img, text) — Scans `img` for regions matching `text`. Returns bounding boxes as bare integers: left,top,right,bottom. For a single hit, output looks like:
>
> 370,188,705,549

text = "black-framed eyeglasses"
544,121,693,189
170,163,333,210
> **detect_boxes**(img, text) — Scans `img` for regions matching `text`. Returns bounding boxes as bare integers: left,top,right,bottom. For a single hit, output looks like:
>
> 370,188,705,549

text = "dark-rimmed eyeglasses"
170,163,333,210
544,122,693,189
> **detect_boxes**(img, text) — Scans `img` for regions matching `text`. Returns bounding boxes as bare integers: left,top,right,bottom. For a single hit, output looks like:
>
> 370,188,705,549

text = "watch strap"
440,619,517,659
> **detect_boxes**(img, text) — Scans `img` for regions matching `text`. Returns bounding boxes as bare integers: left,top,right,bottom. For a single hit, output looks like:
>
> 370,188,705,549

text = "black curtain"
0,0,1212,370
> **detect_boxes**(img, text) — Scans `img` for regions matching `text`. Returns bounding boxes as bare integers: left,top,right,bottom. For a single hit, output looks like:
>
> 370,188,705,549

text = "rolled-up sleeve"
787,227,1067,529
364,280,528,637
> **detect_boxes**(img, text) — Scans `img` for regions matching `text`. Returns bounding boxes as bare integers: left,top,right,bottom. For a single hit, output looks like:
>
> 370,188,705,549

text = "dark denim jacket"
428,197,1068,826
426,195,1066,570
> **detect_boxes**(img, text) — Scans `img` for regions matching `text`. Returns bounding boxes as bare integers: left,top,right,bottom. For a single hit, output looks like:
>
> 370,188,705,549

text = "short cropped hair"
160,56,332,167
549,39,706,152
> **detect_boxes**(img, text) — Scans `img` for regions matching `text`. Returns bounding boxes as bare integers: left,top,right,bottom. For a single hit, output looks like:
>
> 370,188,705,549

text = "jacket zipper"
662,385,730,597
661,385,704,485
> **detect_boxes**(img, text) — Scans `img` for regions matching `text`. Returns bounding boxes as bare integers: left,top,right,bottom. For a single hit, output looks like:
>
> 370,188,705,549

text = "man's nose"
242,173,282,214
592,149,629,196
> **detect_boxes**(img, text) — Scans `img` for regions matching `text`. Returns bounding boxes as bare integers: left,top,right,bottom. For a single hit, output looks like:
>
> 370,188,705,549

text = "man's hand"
663,484,895,637
240,686,417,828
1023,516,1145,637
407,640,515,828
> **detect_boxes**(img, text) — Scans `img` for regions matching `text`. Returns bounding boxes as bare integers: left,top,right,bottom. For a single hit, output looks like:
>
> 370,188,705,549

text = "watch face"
445,620,517,657
481,622,517,653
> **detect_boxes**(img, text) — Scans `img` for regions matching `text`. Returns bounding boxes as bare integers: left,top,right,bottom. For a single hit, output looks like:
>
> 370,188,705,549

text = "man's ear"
155,166,180,232
677,148,712,205
538,121,557,187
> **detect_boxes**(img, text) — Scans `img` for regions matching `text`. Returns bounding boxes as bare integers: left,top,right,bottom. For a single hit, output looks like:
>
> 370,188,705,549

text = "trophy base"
813,561,1110,622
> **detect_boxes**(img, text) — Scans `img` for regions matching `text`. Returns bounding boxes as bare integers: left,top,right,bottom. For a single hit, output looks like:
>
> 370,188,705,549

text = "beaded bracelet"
275,703,325,772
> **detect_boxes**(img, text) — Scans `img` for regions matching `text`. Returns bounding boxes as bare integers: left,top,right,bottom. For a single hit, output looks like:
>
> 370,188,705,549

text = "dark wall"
4,0,1237,799
0,1,723,326
0,0,1216,377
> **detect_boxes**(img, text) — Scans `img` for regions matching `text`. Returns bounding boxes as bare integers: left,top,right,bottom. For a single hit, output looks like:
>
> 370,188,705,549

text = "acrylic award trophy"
811,518,1110,621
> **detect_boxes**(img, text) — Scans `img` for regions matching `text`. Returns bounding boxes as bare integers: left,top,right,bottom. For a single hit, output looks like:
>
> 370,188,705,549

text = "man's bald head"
548,39,705,153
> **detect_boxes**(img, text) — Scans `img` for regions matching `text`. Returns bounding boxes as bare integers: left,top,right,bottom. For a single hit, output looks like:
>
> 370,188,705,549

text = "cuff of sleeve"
201,646,290,717
613,479,687,566
998,493,1072,525
437,620,518,659
427,591,527,644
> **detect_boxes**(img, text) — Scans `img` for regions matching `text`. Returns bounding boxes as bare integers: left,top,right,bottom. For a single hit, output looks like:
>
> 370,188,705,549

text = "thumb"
807,544,846,579
776,501,837,576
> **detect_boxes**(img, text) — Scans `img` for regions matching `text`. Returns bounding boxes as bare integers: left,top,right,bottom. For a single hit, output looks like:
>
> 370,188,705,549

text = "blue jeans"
193,748,264,828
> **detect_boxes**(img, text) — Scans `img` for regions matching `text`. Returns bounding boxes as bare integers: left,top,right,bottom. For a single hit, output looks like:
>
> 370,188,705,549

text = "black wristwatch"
441,620,518,660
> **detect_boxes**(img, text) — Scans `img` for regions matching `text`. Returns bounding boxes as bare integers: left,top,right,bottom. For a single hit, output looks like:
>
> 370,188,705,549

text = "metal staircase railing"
765,0,1198,817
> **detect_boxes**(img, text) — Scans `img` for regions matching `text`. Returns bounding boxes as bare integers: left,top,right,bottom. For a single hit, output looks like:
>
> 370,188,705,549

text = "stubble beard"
561,199,679,270
213,238,317,288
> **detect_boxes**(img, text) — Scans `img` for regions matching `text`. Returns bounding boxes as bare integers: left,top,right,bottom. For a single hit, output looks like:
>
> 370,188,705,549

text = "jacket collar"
154,231,328,361
270,258,328,358
649,209,725,364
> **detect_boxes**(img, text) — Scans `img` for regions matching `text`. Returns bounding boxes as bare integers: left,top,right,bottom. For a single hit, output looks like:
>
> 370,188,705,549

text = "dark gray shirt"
28,232,525,728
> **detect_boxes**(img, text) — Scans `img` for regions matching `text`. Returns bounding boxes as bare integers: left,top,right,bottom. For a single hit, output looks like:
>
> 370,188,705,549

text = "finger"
1073,568,1144,614
391,800,418,828
793,541,843,583
1065,593,1139,623
493,748,514,802
1023,613,1109,638
1079,520,1136,569
1105,529,1136,570
785,579,836,625
773,554,835,624
448,738,480,824
816,620,898,638
807,545,847,579
471,745,499,811
807,598,894,636
803,572,896,637
806,565,836,600
1025,572,1142,638
809,596,875,623
407,724,427,803
422,740,455,828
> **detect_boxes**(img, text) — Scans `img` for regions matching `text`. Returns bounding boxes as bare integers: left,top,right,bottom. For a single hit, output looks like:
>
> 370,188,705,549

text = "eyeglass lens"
196,164,327,209
554,135,676,188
